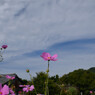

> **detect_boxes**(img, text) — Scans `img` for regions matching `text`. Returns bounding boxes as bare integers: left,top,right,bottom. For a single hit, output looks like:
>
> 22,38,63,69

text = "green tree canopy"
60,69,95,95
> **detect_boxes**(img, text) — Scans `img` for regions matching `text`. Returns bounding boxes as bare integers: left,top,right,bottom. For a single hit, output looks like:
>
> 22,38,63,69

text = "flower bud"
26,69,30,73
46,69,49,73
2,45,8,49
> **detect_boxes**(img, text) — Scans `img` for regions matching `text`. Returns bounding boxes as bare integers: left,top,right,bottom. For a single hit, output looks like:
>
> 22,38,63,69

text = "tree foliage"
60,69,95,95
33,72,61,95
25,68,95,95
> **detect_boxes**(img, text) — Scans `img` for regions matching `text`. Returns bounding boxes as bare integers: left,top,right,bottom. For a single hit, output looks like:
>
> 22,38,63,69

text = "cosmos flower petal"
6,75,11,79
40,52,47,57
51,58,58,61
52,54,58,59
11,77,15,80
2,45,8,49
30,85,34,91
40,52,51,61
9,88,15,95
23,87,28,92
42,57,49,61
45,53,51,57
1,85,9,95
6,75,15,80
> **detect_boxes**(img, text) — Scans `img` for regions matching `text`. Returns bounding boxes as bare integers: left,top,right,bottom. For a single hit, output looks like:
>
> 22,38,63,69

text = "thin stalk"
45,60,50,95
29,73,37,95
60,89,62,95
47,60,49,95
0,49,5,55
0,51,3,62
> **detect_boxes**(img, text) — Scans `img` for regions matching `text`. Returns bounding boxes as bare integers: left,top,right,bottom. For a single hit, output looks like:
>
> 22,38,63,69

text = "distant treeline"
22,67,95,95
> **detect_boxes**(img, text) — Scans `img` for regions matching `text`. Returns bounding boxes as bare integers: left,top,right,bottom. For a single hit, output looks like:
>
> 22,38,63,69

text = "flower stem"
45,60,50,95
29,73,37,95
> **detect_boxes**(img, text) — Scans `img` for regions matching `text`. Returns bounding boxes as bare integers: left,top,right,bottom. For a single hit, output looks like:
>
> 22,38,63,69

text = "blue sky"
0,0,95,80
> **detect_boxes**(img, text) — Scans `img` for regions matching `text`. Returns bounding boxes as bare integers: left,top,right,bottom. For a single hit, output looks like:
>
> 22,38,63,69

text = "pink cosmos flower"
6,75,15,80
40,52,58,61
23,85,34,92
0,84,9,95
90,91,93,94
2,45,8,49
9,88,15,95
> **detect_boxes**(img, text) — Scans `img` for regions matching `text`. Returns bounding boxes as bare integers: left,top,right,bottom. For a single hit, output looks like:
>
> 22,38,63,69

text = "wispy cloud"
23,38,95,58
0,0,95,79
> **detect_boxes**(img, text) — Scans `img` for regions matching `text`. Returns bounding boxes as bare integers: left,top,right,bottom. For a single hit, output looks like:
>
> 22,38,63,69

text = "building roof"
0,73,23,84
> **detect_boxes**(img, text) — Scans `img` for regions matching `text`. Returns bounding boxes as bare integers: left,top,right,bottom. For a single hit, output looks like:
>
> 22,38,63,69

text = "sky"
0,0,95,80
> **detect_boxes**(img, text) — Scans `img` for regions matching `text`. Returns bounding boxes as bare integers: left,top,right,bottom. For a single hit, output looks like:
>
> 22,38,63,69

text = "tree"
66,87,78,95
60,69,95,95
33,72,61,95
33,72,48,94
